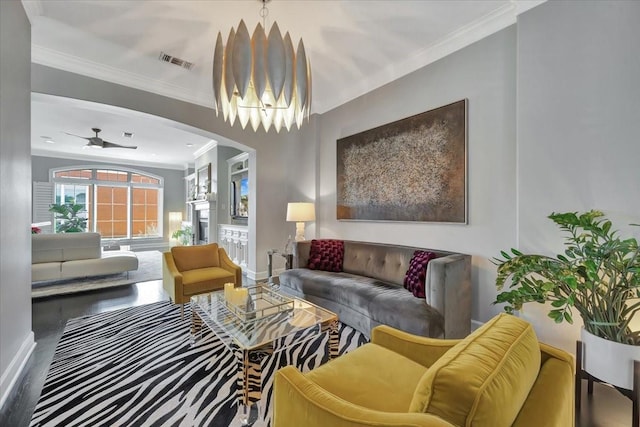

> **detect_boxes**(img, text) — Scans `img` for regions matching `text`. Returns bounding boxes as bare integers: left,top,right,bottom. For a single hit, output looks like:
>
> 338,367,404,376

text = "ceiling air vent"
158,52,194,70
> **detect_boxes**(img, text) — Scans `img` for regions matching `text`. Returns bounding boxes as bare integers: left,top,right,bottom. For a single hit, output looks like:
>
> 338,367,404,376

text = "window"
96,186,128,238
132,188,159,237
50,166,163,240
54,169,92,179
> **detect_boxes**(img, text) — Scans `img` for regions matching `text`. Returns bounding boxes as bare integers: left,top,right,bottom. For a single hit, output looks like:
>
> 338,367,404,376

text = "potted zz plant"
494,210,640,390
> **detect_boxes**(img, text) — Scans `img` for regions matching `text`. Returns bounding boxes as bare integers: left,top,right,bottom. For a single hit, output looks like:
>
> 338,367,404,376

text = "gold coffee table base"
190,288,339,420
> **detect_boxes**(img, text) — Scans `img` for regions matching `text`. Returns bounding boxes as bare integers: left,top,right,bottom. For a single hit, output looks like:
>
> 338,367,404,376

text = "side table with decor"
266,248,293,286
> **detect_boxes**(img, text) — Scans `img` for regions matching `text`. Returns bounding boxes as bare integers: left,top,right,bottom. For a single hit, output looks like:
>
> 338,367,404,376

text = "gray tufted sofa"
278,240,472,339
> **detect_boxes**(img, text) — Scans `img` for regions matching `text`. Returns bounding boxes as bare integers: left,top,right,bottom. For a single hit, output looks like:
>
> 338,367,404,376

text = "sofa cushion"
171,243,220,272
369,289,444,338
32,232,101,263
61,251,138,279
307,239,344,272
32,262,62,282
306,343,428,413
279,269,445,338
408,313,541,427
181,267,235,295
404,250,436,298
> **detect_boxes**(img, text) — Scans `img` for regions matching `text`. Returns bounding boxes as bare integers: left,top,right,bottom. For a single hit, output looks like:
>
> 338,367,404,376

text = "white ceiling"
23,0,543,169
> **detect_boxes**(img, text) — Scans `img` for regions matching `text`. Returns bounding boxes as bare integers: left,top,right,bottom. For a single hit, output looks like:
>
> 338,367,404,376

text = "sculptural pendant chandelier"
212,0,311,133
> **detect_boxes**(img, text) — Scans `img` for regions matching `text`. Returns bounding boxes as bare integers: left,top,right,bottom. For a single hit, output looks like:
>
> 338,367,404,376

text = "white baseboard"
0,331,36,409
244,269,260,281
244,268,286,282
471,319,484,331
130,242,170,252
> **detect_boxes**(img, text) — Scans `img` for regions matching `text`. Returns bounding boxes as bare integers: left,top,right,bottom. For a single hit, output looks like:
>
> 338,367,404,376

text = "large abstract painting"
337,99,467,223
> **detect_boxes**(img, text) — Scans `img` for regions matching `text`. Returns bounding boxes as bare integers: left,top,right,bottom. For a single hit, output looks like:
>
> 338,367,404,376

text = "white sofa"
32,232,138,282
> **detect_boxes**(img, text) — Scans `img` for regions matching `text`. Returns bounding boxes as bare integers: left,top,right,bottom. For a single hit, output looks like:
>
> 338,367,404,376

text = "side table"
266,249,293,284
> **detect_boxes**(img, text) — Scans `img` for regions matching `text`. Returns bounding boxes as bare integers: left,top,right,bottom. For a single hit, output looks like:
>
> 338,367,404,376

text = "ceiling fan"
65,128,137,149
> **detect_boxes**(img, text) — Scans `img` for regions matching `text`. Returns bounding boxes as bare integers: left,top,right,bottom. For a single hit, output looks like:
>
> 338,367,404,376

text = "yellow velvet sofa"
162,243,242,312
274,313,574,427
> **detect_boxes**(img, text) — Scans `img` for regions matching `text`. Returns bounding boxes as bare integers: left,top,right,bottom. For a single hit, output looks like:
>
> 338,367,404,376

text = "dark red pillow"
307,239,344,272
404,250,437,298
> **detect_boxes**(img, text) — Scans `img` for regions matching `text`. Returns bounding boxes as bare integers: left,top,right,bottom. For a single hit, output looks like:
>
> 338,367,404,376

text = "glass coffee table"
190,285,339,424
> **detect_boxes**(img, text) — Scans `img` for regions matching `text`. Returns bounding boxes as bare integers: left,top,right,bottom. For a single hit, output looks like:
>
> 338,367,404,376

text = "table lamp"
286,202,315,241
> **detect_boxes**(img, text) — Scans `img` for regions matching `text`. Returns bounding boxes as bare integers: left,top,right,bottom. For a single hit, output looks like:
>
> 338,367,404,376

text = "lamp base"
294,222,306,242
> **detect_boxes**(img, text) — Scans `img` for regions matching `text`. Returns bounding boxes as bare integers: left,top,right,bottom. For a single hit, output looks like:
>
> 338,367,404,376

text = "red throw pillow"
404,250,437,298
307,239,344,272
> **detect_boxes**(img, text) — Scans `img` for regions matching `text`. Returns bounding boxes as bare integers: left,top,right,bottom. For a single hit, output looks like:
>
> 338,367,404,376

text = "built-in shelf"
219,224,248,269
231,167,249,176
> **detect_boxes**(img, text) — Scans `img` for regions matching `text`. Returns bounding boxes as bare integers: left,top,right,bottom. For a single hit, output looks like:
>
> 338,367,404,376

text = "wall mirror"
197,164,211,199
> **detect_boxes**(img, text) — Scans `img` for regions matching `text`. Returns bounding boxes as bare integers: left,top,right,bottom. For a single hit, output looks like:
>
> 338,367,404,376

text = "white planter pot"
581,328,640,390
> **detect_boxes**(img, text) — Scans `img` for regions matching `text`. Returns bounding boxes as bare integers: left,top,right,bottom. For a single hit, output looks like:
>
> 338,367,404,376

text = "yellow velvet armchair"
274,313,574,427
162,243,242,314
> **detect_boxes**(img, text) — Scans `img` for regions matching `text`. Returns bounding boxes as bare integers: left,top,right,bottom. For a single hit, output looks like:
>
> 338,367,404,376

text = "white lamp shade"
168,212,183,236
286,203,315,222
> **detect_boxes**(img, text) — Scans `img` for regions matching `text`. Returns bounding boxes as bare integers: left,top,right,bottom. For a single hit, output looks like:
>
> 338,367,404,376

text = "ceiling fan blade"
64,132,91,141
103,141,137,149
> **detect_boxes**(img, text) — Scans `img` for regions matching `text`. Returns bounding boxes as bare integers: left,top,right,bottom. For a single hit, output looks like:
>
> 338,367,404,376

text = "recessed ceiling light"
123,132,134,138
186,143,194,148
151,153,157,157
40,136,52,139
44,139,55,144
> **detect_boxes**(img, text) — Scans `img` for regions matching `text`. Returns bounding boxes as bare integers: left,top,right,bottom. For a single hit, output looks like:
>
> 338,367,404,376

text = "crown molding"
313,0,546,113
31,44,214,109
511,0,547,15
20,0,44,24
31,148,186,171
193,140,219,158
30,1,546,116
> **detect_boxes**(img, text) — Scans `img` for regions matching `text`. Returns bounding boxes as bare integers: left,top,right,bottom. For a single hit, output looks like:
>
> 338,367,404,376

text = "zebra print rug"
30,301,367,427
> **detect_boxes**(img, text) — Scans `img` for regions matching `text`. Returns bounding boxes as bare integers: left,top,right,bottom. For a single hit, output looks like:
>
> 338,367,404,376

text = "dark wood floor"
0,280,632,426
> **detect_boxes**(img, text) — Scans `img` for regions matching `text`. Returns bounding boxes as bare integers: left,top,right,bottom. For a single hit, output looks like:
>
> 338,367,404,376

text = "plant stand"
576,340,640,427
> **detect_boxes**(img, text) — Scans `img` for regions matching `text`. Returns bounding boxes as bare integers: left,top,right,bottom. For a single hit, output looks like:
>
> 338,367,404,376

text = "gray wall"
22,1,640,358
31,155,186,241
215,145,244,226
314,1,640,353
32,65,314,277
515,1,640,351
0,0,34,406
317,26,518,325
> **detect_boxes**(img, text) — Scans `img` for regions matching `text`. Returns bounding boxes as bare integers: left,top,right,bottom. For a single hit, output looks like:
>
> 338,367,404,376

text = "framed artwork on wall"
197,163,211,199
336,99,467,223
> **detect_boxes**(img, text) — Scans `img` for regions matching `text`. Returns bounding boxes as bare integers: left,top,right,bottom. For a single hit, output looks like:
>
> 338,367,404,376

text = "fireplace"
191,198,216,245
198,220,208,244
197,208,209,244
